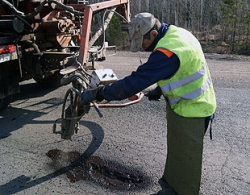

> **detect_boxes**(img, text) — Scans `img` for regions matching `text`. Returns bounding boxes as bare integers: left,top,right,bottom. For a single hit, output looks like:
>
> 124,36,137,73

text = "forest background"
90,0,250,55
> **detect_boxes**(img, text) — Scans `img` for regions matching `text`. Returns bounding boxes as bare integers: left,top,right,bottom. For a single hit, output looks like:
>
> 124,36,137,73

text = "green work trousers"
164,103,205,195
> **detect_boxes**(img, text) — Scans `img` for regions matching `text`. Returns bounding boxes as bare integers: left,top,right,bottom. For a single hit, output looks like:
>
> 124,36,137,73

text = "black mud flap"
0,73,20,110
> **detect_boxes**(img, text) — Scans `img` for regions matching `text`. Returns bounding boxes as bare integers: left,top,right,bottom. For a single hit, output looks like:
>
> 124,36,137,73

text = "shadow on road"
17,81,59,100
0,97,63,139
0,79,66,138
80,120,105,158
0,80,60,110
0,106,45,139
0,120,105,195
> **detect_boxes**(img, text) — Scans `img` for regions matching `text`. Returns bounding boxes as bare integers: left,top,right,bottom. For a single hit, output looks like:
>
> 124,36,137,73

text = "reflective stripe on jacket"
156,25,216,117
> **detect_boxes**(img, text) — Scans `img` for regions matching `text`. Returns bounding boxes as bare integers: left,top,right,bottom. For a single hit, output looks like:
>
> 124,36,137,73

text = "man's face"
141,30,158,51
142,37,154,51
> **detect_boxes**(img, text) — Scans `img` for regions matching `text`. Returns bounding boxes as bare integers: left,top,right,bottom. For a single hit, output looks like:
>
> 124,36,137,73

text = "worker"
81,12,216,195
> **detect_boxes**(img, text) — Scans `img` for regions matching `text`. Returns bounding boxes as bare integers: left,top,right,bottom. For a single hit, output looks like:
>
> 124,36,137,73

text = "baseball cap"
129,12,155,52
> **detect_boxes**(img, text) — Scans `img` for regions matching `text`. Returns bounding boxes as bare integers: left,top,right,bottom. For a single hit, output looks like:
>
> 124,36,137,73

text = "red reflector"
8,45,16,52
0,44,16,54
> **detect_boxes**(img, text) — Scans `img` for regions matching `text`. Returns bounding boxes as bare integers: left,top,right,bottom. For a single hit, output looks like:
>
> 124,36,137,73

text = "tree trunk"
174,0,178,25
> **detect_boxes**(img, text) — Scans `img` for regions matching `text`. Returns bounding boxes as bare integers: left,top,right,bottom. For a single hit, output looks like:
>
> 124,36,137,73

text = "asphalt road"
0,51,250,195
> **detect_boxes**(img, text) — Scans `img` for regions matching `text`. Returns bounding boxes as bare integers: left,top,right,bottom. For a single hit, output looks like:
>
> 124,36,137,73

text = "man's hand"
81,88,99,105
144,86,162,101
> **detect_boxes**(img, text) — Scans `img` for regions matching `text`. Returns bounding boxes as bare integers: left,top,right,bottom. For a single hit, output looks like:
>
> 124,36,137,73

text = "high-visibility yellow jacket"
156,25,216,117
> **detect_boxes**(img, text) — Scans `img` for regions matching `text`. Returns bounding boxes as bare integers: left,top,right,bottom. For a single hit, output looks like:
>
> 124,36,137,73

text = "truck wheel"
34,71,63,88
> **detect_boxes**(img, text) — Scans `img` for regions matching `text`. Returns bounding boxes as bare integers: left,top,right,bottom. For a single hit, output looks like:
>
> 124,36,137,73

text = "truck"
0,0,131,110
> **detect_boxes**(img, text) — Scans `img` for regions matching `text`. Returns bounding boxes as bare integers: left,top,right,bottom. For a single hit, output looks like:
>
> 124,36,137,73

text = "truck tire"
34,71,63,88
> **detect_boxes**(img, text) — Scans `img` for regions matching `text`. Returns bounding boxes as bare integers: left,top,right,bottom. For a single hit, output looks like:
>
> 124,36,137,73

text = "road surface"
0,51,250,195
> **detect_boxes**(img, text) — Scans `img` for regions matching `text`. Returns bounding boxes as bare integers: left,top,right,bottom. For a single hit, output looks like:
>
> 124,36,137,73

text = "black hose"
2,0,32,30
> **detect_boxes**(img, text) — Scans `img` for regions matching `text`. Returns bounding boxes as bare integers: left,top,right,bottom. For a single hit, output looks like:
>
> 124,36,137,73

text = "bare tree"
107,0,250,54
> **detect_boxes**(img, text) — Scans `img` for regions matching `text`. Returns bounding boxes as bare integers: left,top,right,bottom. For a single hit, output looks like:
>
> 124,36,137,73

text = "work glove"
81,87,99,105
144,86,162,101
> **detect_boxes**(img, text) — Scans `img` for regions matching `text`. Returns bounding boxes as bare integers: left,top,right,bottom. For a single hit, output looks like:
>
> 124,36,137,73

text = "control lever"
92,102,103,117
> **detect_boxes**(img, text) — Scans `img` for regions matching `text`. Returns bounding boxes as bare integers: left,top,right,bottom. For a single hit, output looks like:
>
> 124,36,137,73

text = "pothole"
46,149,151,191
